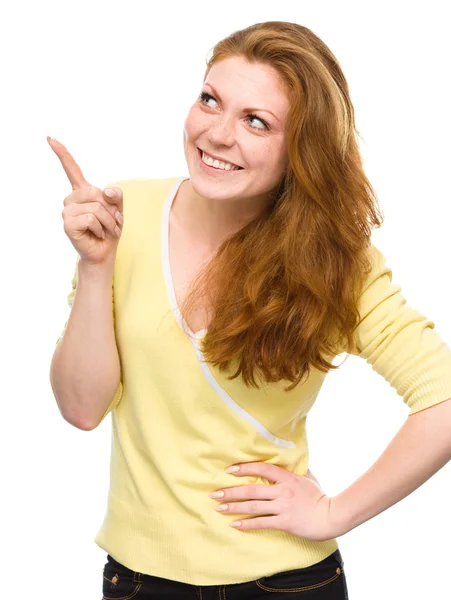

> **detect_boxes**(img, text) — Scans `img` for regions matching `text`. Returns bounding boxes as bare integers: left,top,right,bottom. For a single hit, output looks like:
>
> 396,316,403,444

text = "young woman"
49,20,451,599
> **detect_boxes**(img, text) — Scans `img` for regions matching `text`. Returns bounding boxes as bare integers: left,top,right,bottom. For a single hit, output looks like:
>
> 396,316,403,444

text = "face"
183,55,290,206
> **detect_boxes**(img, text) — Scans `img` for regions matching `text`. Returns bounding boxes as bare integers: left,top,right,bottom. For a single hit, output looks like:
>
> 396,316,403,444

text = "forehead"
205,56,290,110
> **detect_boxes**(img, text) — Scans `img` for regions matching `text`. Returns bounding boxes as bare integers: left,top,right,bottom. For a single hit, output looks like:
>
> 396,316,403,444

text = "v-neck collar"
161,176,208,341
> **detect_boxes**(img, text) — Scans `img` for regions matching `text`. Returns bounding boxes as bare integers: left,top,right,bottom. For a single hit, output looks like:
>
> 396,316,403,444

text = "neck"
173,179,272,250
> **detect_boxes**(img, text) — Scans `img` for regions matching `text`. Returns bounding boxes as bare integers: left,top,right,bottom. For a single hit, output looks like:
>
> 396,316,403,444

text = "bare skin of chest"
168,212,215,334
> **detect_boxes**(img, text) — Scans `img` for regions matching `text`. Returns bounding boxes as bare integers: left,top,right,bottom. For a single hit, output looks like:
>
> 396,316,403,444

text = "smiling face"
183,55,291,205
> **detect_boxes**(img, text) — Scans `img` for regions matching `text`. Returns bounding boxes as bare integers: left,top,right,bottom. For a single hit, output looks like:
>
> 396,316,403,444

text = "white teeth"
201,151,240,171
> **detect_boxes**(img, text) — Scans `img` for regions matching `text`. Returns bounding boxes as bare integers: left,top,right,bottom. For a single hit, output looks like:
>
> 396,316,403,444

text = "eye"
198,92,269,131
199,92,216,109
247,114,268,130
199,91,218,108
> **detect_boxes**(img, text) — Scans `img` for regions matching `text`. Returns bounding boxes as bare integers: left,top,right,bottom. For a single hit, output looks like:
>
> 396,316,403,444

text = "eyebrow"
203,82,281,123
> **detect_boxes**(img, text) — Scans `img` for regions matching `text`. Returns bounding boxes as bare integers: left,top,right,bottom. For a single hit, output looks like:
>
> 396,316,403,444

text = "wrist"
78,255,115,281
328,494,352,538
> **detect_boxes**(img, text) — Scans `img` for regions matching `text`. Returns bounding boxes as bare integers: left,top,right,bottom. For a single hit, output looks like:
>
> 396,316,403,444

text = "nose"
207,115,235,147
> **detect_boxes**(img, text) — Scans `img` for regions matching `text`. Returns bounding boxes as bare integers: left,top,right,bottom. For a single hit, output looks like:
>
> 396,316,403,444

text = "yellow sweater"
54,175,451,585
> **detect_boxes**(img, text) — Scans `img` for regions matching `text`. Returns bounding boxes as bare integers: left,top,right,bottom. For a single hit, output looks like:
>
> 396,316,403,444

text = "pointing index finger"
47,136,89,190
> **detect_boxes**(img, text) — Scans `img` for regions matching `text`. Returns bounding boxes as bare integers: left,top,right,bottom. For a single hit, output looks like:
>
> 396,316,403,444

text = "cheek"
249,142,278,166
249,143,288,180
266,140,287,165
183,109,197,139
185,107,209,138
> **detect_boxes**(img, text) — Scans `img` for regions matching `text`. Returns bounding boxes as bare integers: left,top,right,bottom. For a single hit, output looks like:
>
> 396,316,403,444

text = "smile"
198,147,243,171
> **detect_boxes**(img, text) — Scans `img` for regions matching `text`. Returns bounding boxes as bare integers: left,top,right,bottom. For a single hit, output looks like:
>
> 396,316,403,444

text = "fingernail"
104,188,115,198
115,210,123,225
115,225,121,237
209,491,224,499
225,466,240,473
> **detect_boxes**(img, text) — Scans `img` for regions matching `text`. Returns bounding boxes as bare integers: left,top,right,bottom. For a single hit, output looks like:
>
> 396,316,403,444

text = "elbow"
70,417,98,431
61,409,97,431
50,380,96,431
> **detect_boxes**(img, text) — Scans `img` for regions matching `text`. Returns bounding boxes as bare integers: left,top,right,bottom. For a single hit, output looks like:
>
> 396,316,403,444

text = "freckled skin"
180,55,290,244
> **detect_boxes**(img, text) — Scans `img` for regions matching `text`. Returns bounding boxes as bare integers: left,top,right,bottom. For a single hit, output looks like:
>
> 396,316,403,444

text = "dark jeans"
102,549,349,599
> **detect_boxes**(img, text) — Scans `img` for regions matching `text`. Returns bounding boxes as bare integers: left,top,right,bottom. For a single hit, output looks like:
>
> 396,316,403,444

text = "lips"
198,147,243,169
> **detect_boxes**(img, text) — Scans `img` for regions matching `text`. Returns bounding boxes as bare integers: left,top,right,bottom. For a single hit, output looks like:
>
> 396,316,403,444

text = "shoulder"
360,242,392,291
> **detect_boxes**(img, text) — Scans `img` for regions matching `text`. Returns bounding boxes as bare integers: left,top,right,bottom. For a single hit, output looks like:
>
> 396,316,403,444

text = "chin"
191,177,235,202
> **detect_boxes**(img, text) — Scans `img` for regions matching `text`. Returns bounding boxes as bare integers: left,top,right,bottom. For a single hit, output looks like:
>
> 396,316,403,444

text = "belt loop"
133,571,142,583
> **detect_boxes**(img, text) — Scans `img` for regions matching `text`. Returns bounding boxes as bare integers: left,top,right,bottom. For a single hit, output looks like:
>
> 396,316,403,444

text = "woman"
49,21,451,599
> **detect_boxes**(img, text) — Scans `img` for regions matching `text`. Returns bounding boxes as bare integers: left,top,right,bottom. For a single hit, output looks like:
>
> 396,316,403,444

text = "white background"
1,0,450,598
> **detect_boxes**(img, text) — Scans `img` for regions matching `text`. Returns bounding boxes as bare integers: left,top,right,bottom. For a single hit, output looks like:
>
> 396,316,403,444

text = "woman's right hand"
47,136,124,266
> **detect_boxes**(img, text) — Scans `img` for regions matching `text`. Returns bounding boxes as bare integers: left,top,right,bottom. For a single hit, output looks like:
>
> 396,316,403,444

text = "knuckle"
285,486,295,499
87,185,99,200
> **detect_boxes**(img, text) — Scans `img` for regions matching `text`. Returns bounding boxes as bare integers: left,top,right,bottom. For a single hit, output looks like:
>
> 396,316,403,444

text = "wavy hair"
180,21,384,391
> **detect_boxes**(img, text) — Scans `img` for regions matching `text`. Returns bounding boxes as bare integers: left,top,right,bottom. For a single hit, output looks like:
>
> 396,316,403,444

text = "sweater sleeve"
349,244,451,415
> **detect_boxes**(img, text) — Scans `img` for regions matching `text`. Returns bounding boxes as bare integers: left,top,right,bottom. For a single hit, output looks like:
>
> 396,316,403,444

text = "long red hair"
180,21,384,391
